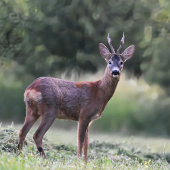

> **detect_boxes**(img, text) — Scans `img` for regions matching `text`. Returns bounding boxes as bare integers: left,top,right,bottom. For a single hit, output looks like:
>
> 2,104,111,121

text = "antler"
117,32,125,54
107,33,115,53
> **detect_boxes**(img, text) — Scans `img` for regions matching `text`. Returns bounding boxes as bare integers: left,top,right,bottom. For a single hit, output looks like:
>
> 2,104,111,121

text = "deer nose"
112,70,120,76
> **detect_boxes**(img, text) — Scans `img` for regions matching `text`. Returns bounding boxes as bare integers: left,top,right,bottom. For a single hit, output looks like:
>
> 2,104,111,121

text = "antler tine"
117,32,125,54
107,33,115,53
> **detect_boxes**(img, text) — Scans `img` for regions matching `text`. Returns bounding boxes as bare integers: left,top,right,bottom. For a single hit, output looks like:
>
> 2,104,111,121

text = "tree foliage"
140,0,170,93
1,0,170,129
0,0,152,78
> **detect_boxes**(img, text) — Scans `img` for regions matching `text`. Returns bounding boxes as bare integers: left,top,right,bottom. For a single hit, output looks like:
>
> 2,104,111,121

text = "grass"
1,124,170,169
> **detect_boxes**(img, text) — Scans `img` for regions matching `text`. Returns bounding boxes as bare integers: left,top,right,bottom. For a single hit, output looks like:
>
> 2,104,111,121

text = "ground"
0,123,170,170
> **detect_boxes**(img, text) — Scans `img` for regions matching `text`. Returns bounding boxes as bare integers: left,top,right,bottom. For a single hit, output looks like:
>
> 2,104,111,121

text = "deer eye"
120,62,123,65
109,61,111,64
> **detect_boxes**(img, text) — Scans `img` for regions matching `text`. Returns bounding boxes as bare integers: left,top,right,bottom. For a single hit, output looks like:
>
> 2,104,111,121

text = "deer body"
18,33,134,162
25,67,119,121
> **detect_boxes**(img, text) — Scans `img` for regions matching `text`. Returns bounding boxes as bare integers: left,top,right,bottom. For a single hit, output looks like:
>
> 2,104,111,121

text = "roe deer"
18,33,135,162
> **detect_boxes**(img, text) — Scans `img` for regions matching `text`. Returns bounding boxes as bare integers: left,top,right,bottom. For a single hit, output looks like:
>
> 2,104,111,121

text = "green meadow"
1,124,170,170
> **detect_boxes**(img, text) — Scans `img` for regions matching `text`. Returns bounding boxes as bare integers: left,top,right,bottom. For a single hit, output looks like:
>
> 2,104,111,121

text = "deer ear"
121,45,135,62
99,43,111,61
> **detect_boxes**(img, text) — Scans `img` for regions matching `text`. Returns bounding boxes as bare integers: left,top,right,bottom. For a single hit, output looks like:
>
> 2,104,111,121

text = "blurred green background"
0,0,170,136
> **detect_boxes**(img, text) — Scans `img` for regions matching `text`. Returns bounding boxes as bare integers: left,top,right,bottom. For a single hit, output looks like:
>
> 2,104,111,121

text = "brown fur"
18,36,134,162
75,82,83,88
18,66,119,161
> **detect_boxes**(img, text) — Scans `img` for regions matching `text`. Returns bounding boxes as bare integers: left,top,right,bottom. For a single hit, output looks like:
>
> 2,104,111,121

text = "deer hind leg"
33,110,56,159
77,118,90,161
18,104,40,150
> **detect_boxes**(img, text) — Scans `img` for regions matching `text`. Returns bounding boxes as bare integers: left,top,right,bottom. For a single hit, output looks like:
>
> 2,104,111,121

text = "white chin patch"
112,75,119,78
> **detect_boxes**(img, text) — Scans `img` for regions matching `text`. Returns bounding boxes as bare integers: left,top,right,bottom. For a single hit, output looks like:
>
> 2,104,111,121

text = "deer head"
99,33,135,78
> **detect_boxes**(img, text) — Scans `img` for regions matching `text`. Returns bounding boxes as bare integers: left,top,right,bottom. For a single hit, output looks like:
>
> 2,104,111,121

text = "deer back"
24,77,106,121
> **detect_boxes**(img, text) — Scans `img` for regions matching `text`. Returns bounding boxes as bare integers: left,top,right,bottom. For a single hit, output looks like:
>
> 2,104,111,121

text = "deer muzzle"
111,70,120,77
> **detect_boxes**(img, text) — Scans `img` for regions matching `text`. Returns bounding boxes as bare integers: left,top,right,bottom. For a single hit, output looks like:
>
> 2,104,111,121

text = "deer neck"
99,66,120,101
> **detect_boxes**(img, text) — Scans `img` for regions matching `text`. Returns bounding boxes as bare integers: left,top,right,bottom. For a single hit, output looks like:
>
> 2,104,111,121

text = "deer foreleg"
82,124,89,162
77,118,90,161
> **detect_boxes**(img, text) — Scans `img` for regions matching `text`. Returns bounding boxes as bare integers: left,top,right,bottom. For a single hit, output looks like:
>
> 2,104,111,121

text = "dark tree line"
0,0,151,78
1,0,170,126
